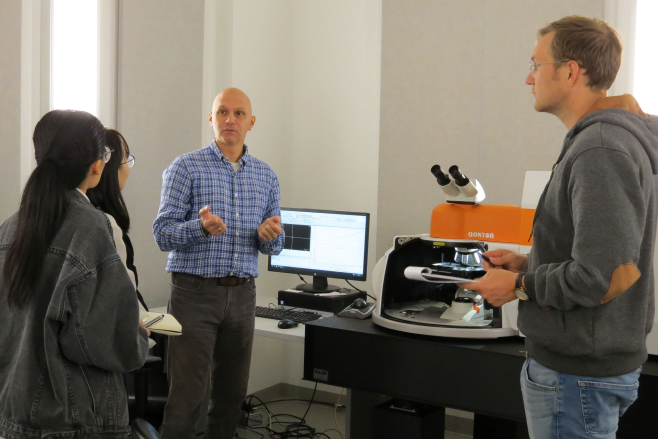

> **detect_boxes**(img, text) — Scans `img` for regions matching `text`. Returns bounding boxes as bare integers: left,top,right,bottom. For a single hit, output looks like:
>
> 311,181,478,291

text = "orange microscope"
371,165,544,338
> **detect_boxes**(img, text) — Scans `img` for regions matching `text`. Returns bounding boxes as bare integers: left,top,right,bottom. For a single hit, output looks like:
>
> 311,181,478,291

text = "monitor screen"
268,208,370,283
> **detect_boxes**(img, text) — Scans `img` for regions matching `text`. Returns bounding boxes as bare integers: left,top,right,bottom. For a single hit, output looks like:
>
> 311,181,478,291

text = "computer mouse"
277,318,299,329
352,298,368,310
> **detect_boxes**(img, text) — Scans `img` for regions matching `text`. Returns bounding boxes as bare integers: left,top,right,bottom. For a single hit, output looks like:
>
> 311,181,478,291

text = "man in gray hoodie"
465,16,658,439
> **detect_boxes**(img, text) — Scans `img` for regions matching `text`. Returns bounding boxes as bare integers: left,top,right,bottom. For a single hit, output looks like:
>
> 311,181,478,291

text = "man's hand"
258,216,282,242
458,269,518,307
199,206,227,236
483,249,527,273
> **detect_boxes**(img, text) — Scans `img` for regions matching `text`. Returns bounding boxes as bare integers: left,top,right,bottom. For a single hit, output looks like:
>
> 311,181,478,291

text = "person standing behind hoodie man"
153,88,284,439
462,16,658,439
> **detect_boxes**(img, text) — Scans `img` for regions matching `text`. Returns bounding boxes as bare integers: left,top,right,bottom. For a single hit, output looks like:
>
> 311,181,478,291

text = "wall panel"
117,0,205,306
0,0,23,220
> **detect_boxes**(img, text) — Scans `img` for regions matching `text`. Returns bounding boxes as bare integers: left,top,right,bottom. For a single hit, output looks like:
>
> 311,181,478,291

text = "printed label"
313,368,329,382
467,232,494,239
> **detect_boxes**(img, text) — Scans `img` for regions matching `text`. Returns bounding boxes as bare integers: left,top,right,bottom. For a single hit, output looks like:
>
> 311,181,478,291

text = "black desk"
303,317,658,439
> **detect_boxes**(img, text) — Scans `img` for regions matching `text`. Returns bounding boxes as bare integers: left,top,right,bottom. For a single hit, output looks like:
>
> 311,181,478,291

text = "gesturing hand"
258,216,282,242
199,206,227,236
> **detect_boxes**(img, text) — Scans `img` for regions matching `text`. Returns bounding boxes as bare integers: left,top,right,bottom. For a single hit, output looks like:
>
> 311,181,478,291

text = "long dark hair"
87,129,131,233
3,110,105,308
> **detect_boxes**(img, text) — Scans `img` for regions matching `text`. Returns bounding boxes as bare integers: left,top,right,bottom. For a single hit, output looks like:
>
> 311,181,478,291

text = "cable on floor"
239,384,323,438
334,388,346,437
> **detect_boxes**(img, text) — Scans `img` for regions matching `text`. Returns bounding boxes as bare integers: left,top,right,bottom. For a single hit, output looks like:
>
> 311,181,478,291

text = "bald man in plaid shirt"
154,88,284,439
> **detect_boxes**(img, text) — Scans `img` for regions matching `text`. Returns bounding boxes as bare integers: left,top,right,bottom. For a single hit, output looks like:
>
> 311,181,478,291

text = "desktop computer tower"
277,289,366,314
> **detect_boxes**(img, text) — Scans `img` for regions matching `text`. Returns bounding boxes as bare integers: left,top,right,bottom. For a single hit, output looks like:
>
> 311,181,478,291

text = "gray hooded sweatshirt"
520,96,658,377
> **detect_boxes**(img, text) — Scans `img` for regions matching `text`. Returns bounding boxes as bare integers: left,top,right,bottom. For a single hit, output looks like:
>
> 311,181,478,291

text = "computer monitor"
268,208,370,293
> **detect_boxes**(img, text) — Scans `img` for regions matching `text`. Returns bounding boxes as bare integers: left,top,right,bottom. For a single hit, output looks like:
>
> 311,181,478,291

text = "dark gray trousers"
161,273,256,439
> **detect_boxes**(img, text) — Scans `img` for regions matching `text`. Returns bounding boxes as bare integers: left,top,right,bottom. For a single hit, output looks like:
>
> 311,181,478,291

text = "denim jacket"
0,191,149,439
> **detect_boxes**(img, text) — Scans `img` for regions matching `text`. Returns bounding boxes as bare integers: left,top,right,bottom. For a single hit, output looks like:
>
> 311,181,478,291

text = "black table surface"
309,315,528,353
303,316,658,421
305,316,658,376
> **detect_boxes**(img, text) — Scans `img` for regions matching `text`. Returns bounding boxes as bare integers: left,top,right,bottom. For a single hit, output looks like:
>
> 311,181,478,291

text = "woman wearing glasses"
0,110,149,439
87,129,147,311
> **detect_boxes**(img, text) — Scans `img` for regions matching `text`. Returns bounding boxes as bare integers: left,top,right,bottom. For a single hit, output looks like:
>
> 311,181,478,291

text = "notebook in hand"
140,311,182,336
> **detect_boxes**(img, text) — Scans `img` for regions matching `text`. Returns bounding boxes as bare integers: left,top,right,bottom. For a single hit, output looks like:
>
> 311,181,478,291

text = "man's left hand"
458,269,518,307
258,216,282,242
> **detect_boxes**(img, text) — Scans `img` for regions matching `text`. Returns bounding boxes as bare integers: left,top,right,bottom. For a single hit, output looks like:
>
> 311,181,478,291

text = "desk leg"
346,389,392,439
473,414,529,439
347,389,448,439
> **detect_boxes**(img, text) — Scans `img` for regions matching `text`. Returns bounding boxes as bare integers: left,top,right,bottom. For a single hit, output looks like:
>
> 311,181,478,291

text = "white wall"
117,0,206,307
0,0,22,221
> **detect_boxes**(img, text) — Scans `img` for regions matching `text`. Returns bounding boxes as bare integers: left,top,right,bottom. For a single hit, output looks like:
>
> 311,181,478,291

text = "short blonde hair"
538,16,622,91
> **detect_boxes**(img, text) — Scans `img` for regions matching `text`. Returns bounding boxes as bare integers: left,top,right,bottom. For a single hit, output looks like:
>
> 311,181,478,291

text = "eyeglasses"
122,154,136,168
90,146,113,165
102,146,114,163
529,60,570,73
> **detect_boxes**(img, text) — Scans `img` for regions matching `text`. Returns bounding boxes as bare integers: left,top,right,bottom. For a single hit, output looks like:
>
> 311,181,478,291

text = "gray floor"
235,400,472,439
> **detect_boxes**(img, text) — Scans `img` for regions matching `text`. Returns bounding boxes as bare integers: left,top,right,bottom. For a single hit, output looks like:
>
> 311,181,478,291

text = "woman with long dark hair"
0,110,149,439
87,129,148,310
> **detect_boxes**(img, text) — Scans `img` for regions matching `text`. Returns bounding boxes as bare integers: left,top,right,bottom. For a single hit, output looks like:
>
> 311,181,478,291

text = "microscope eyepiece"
432,164,460,196
431,165,451,186
449,165,470,187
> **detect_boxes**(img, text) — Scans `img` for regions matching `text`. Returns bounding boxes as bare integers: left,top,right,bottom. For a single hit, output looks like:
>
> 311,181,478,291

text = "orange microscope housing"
430,203,534,246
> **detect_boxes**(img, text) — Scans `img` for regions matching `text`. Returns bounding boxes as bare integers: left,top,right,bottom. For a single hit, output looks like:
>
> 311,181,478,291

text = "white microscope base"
372,313,518,339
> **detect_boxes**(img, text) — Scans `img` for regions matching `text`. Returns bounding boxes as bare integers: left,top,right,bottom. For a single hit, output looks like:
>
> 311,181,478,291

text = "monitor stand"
296,276,340,294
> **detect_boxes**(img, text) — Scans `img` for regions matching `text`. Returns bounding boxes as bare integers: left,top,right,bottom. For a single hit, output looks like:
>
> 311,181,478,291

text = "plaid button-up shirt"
153,142,284,278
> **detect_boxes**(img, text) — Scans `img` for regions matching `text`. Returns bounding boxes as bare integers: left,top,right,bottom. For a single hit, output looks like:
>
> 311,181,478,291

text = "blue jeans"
520,358,640,439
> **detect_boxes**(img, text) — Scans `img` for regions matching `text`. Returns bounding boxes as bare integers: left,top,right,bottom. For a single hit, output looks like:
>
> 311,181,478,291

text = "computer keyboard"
255,306,322,323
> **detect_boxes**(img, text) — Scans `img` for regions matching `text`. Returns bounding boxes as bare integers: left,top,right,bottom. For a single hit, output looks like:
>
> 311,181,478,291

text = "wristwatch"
515,272,529,301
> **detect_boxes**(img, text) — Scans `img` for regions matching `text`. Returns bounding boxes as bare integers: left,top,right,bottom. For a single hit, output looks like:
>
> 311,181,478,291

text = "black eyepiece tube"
431,165,451,186
449,165,470,187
